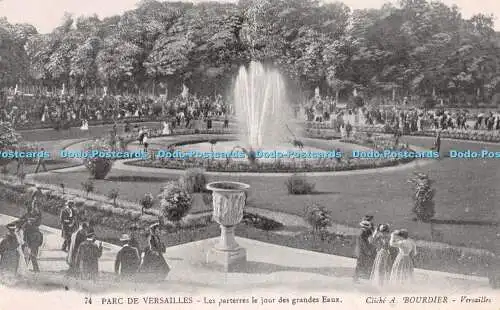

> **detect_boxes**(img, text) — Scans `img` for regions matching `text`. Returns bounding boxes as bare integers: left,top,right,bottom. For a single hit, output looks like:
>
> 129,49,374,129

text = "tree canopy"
1,0,500,104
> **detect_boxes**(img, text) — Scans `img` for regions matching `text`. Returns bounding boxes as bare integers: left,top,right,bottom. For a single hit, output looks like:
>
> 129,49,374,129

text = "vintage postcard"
0,0,499,309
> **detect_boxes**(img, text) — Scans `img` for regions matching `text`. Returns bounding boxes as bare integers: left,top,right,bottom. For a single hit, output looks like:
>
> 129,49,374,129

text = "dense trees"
1,0,500,105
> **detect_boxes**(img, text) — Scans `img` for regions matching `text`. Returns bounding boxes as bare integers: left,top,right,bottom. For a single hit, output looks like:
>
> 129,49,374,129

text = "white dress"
80,120,89,131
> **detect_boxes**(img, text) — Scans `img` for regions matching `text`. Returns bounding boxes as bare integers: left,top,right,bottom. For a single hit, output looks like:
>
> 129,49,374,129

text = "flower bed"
127,134,415,173
0,178,493,277
0,177,284,234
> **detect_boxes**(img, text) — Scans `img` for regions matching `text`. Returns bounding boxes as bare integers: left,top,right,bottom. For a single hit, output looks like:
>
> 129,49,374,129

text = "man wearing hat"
115,234,140,280
60,200,77,252
22,217,43,272
0,223,20,275
75,231,102,281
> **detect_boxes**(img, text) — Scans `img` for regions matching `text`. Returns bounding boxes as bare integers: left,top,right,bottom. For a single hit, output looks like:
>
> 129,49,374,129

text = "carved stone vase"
206,181,250,272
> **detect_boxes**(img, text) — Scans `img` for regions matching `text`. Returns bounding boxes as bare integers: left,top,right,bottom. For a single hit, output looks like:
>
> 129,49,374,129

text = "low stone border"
126,134,417,173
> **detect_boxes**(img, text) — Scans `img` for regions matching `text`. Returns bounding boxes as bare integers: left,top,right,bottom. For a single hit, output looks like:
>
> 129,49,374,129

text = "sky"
1,0,499,33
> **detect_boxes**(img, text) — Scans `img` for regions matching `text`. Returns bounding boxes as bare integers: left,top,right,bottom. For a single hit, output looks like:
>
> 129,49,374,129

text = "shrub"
140,192,154,214
408,172,436,222
0,122,20,166
82,139,114,179
159,181,192,225
304,203,332,233
285,174,315,195
179,168,208,193
108,188,119,206
81,179,94,197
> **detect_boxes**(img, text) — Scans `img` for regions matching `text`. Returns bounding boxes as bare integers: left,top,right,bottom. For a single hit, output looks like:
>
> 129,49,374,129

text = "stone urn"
206,181,250,272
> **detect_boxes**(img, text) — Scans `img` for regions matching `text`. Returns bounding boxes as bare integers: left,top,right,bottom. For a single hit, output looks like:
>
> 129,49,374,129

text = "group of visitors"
0,190,43,277
61,200,170,282
353,215,417,288
306,102,500,134
0,192,170,282
0,91,230,129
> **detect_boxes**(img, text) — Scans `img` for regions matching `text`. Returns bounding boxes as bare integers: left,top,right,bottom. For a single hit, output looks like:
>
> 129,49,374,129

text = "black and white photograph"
0,0,499,309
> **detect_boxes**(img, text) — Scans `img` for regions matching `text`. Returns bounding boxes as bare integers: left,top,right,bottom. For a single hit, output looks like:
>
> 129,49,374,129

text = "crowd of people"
304,96,500,134
353,215,417,288
0,90,230,129
0,190,170,282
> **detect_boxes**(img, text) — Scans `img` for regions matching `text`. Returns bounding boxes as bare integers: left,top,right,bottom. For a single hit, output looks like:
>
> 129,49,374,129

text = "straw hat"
362,215,374,222
378,224,390,233
119,234,131,242
359,220,372,229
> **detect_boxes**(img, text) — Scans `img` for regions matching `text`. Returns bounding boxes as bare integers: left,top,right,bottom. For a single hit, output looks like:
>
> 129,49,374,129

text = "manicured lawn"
25,127,500,253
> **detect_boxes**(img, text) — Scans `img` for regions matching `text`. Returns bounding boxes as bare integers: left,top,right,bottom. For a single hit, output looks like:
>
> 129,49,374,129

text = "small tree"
108,188,119,206
159,181,192,230
304,203,332,237
179,168,207,194
408,172,436,222
81,179,94,197
83,139,114,179
140,192,154,214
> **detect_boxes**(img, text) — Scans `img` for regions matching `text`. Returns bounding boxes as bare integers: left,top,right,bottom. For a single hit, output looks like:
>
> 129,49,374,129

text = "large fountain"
233,61,293,149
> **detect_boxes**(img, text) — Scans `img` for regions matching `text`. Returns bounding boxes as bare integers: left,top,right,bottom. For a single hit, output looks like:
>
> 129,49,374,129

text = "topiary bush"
108,188,119,206
179,168,208,194
304,203,332,233
140,192,154,214
81,179,94,197
285,174,315,195
408,172,436,222
83,139,114,179
158,181,192,226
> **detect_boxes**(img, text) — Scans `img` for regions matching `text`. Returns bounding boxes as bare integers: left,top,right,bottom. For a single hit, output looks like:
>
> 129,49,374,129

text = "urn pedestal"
206,181,250,272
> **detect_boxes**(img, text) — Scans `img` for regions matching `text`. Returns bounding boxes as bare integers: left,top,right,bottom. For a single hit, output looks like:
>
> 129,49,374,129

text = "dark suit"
22,222,43,272
0,233,20,275
75,240,102,280
115,245,140,278
67,228,87,273
60,207,76,251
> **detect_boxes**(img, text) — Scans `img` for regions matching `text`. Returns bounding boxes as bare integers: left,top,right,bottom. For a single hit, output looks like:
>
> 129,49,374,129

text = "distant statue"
162,121,171,135
181,84,189,99
314,86,320,99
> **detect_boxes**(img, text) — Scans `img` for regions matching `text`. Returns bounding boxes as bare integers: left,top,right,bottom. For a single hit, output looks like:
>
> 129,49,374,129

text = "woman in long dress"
369,224,392,287
389,229,417,286
353,221,376,282
139,223,170,282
